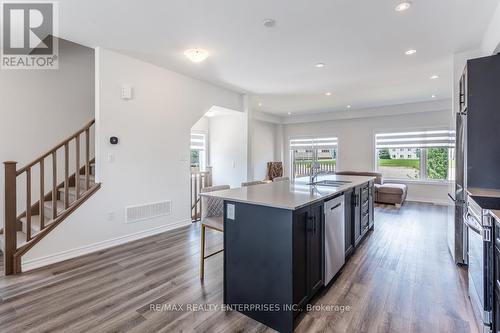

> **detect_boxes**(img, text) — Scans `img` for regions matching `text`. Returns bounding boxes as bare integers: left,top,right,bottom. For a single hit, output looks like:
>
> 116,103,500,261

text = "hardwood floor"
0,202,479,332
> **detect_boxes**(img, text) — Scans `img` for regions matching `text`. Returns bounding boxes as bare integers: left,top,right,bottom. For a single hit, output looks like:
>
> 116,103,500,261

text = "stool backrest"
200,185,230,218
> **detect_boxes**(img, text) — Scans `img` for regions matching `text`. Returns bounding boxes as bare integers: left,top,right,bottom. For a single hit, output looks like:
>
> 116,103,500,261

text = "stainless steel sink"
309,180,352,187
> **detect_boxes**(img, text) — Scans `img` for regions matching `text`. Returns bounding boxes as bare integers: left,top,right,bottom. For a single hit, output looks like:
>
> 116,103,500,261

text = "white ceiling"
58,0,499,115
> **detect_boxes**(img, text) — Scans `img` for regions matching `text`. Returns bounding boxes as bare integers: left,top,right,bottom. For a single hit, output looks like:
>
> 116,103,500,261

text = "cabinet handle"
307,215,314,232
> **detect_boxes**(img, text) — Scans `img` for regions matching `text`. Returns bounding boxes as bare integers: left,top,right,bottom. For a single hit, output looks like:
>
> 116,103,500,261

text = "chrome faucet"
309,162,326,184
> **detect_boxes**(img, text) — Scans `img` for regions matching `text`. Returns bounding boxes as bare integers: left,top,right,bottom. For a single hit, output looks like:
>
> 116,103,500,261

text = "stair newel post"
75,134,80,200
64,143,69,209
206,166,213,186
4,161,17,275
26,167,31,241
39,159,45,230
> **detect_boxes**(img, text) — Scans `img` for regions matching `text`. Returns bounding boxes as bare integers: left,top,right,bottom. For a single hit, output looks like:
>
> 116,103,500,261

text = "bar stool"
199,185,230,280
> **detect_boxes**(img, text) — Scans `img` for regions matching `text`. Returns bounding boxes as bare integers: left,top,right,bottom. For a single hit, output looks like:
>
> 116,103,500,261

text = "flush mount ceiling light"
263,18,276,28
347,105,352,109
315,63,325,68
287,112,292,116
325,92,332,96
258,102,262,107
431,94,437,98
184,48,209,63
430,74,439,80
405,49,417,55
395,1,411,12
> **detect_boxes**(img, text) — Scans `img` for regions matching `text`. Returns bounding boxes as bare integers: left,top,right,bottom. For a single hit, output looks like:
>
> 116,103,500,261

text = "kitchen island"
200,175,375,333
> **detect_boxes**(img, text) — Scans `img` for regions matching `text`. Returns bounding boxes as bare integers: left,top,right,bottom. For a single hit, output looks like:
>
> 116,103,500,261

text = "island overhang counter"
200,175,375,333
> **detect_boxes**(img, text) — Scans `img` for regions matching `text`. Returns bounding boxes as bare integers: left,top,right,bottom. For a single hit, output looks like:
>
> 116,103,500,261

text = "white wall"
283,108,452,204
0,38,95,229
482,2,500,55
209,113,247,188
251,120,277,180
191,116,209,133
23,48,242,270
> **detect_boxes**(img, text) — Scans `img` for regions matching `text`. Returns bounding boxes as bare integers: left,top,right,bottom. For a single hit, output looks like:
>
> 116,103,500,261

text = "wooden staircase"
1,119,100,275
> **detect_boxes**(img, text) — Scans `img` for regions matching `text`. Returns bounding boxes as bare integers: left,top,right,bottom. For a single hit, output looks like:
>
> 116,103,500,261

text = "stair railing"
191,167,212,222
3,119,96,275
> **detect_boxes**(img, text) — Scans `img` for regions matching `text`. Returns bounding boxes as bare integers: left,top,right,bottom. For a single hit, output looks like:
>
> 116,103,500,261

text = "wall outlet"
107,153,115,162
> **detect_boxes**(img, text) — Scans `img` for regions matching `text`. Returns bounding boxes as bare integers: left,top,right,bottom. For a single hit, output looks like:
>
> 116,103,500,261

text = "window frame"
374,129,454,185
289,135,340,179
190,131,208,171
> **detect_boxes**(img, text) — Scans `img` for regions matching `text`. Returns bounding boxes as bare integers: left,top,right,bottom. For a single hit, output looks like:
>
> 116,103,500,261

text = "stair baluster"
26,167,31,241
40,159,45,229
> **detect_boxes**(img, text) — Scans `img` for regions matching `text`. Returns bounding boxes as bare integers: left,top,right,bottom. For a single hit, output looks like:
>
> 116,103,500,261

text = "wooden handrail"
3,119,97,275
16,119,95,176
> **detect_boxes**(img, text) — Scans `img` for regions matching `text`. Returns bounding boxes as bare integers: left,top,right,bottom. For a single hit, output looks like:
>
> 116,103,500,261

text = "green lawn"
378,159,419,169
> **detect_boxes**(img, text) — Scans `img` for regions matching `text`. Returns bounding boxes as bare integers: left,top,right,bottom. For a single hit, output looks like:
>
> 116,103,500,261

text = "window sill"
383,179,451,186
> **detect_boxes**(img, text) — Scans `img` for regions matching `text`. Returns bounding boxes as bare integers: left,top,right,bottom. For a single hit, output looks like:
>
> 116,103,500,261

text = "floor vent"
125,200,172,223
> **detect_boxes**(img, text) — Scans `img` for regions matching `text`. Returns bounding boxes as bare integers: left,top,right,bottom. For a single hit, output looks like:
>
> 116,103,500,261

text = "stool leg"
200,224,206,280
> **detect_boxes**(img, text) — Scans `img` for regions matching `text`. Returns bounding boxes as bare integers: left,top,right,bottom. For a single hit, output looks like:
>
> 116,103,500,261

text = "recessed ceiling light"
287,112,292,116
325,92,332,96
315,63,325,68
405,49,417,55
431,94,437,98
347,105,352,109
395,1,411,12
263,18,276,28
184,48,209,63
258,102,262,107
430,75,439,80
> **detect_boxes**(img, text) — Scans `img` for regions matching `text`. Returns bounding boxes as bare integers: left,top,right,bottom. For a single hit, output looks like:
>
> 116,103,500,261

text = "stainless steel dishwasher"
324,194,345,285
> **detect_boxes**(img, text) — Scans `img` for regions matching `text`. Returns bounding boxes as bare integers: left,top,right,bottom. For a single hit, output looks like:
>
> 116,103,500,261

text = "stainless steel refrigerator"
447,111,467,265
447,53,500,266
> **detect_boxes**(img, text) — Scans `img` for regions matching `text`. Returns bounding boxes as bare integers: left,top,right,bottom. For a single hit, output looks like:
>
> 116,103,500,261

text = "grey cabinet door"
353,186,362,245
308,202,324,296
292,206,309,311
344,188,354,257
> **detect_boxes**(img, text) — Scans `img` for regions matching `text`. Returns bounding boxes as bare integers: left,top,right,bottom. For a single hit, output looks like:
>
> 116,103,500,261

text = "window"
375,130,455,181
190,132,206,171
290,137,338,179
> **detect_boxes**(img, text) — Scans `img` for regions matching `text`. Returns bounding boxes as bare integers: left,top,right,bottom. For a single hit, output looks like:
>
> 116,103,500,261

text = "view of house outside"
377,147,452,181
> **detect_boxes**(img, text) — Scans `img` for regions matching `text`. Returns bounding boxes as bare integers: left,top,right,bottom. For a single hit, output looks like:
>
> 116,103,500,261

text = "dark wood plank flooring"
0,203,479,332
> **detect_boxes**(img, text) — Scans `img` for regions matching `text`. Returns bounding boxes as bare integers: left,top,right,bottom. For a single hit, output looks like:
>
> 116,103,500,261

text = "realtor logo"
1,1,58,69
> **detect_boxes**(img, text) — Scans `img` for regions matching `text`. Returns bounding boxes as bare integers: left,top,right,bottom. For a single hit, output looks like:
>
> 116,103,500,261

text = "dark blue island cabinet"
223,200,324,333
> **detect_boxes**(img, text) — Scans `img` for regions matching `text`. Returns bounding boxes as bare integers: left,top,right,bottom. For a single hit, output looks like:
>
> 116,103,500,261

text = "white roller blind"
190,133,206,150
290,137,338,150
375,130,455,149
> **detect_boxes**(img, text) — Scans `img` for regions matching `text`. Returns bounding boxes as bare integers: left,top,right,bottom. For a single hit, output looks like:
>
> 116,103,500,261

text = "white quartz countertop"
467,188,500,198
200,175,375,210
490,210,500,222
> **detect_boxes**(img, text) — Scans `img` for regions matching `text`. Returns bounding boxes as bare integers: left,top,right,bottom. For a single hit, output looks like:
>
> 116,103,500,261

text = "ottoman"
375,183,407,206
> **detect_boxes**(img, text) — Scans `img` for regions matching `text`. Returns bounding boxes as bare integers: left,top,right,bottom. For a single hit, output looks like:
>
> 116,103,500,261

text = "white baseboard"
21,219,191,272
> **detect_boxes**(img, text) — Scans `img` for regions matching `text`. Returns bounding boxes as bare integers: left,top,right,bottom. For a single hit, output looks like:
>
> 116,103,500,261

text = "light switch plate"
226,203,235,220
121,85,133,100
